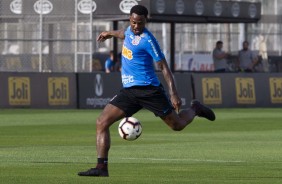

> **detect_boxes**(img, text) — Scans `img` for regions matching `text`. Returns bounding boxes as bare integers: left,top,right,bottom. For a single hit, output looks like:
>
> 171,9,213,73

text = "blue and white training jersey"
121,26,165,88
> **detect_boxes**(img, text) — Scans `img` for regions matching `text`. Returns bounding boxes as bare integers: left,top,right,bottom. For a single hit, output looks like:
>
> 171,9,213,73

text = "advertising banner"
0,72,77,108
78,72,123,109
3,0,260,23
149,0,260,23
21,0,150,18
78,72,192,109
193,73,282,108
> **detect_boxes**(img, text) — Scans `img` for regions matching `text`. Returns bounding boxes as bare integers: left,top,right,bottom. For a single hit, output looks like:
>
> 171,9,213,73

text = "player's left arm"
97,29,125,42
157,59,182,112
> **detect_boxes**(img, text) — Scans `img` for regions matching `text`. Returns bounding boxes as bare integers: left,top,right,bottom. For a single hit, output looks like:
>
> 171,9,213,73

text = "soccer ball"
118,117,142,141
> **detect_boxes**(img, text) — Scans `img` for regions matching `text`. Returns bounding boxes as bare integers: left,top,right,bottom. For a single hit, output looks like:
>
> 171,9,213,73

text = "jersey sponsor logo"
269,77,282,104
132,36,141,45
122,74,134,85
202,78,222,104
8,77,31,106
48,77,69,105
148,40,159,57
122,45,133,60
235,78,256,104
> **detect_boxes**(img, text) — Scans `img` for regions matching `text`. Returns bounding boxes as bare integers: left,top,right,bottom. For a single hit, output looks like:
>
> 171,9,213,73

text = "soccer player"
78,5,215,177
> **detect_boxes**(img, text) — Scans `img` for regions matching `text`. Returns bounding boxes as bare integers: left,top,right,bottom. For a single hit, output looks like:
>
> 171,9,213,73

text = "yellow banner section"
8,77,31,106
48,77,70,106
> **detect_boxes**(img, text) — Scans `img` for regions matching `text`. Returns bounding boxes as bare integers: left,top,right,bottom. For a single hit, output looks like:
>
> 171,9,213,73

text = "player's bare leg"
78,104,125,177
96,104,125,158
161,109,195,131
162,100,215,131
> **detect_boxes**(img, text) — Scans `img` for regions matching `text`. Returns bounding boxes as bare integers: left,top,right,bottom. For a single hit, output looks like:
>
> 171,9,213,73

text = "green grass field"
1,108,282,184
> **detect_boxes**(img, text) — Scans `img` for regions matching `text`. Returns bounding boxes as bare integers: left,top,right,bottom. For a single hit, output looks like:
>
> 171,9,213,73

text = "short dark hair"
130,5,148,18
243,40,249,45
216,41,223,45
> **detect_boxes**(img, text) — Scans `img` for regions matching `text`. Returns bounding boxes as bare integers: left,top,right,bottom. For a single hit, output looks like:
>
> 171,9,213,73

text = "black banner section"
149,0,261,23
158,73,192,109
77,72,193,109
0,72,77,108
8,0,261,23
193,73,282,108
77,72,122,109
91,0,260,23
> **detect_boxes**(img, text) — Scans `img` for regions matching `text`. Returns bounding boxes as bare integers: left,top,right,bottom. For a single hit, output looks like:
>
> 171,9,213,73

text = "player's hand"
170,94,182,113
97,31,113,42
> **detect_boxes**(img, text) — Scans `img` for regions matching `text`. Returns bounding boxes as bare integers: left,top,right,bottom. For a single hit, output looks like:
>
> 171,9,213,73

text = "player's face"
130,13,146,35
217,43,223,49
243,42,249,50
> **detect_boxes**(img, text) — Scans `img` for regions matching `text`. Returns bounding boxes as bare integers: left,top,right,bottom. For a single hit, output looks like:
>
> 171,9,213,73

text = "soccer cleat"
191,99,216,121
78,168,109,177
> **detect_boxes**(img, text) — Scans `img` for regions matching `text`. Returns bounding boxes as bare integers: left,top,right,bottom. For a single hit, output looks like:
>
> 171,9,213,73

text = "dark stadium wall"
77,72,123,109
0,72,282,109
77,72,193,109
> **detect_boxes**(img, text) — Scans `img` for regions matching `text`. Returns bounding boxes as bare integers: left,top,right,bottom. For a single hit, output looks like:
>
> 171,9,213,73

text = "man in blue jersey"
78,5,215,177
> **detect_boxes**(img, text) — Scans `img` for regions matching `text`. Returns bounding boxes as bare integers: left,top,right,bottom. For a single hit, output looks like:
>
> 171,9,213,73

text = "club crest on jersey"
132,36,141,45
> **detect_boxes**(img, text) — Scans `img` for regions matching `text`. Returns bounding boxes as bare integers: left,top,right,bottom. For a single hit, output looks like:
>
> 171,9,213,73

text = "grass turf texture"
0,108,282,184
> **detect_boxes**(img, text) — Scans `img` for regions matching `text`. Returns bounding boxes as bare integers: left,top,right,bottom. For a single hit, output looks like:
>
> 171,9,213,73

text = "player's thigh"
97,104,126,128
138,85,173,117
110,89,142,117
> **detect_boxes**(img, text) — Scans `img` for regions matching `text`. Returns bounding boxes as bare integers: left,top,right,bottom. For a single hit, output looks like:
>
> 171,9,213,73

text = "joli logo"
48,77,69,105
269,78,282,104
8,77,31,106
202,78,222,104
235,78,256,104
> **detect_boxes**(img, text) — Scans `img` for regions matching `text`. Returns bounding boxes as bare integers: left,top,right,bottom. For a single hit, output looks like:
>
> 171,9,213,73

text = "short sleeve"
146,35,165,62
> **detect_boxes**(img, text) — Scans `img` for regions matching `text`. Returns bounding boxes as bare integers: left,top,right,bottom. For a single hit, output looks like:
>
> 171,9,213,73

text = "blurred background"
1,0,281,73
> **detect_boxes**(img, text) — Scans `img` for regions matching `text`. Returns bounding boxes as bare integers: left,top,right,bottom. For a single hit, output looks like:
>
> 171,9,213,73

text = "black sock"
97,158,108,170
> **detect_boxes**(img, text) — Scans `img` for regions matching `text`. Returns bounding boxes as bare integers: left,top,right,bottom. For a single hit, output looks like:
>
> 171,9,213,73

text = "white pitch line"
119,157,245,163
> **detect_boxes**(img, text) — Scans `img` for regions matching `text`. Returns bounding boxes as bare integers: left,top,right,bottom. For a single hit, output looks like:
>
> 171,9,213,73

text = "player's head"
129,5,148,35
216,41,223,49
243,41,249,50
109,50,114,59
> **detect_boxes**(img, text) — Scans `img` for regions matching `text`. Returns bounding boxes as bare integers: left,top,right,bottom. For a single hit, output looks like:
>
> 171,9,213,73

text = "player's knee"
96,117,109,130
170,123,184,131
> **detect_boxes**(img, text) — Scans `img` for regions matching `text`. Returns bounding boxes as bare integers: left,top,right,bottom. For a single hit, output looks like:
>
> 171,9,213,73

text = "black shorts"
109,85,174,117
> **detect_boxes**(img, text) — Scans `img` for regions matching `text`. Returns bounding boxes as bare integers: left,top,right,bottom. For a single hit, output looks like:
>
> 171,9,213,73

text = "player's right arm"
157,59,181,112
97,30,125,42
